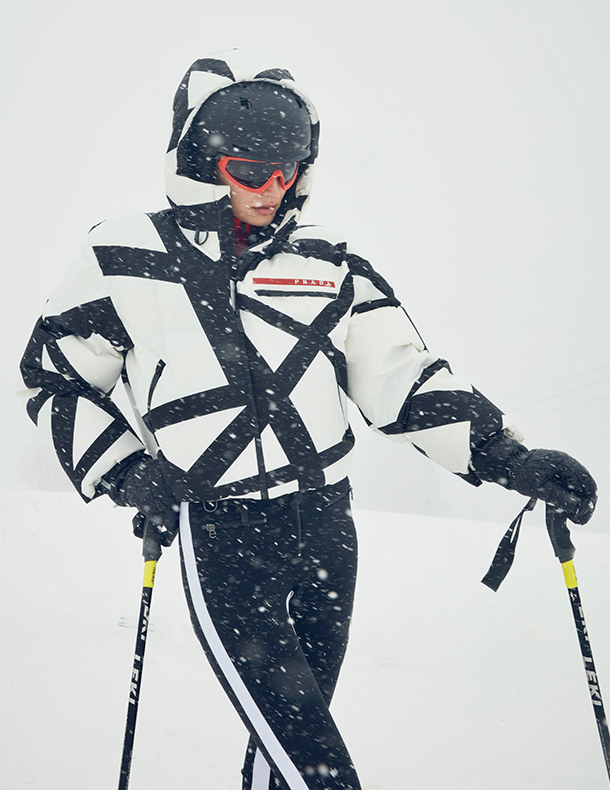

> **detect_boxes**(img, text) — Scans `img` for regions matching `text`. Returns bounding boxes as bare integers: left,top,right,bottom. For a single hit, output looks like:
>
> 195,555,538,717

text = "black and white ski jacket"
20,50,521,504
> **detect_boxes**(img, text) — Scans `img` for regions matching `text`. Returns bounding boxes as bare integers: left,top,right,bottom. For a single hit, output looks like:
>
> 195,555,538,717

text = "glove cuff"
99,451,148,506
101,452,179,526
470,433,529,489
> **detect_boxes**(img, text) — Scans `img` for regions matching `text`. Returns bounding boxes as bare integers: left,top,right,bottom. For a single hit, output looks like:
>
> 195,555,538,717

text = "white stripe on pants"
180,502,308,790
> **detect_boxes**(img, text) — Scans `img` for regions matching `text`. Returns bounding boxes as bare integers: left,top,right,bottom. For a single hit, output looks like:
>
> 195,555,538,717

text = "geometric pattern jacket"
20,50,521,504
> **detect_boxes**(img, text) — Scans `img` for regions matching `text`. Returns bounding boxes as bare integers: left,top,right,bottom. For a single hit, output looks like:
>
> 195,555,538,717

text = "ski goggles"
218,156,300,193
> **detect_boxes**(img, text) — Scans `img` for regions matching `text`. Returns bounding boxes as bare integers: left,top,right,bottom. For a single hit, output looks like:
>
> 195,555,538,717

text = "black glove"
101,452,180,545
471,434,597,525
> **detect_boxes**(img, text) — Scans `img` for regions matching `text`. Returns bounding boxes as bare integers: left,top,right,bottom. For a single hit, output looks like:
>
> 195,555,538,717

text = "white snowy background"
2,1,610,788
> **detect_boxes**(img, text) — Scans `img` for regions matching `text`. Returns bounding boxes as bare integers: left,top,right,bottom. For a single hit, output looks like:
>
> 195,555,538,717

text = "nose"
261,177,285,198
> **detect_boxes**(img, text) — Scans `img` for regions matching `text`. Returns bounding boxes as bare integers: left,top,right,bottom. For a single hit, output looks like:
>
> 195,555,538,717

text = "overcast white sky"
2,0,609,528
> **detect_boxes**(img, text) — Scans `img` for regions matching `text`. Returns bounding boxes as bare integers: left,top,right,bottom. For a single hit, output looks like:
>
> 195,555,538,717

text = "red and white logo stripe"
253,278,335,288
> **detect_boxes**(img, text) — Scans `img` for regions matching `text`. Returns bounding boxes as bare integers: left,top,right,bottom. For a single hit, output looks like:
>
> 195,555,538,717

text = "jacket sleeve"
344,254,522,484
19,237,146,501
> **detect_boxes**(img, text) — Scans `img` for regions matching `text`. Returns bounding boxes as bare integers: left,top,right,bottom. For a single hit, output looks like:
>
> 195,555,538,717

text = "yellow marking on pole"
143,560,157,589
562,560,578,589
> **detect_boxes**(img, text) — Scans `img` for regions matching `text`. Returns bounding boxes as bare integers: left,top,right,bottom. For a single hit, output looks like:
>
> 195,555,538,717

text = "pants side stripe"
252,747,272,790
180,504,308,790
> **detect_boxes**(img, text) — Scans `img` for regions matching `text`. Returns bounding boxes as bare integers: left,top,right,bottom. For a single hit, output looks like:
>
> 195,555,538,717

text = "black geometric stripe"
377,358,471,435
141,231,257,433
45,298,133,349
45,338,93,385
229,330,324,489
74,421,140,494
239,285,351,395
26,388,53,424
346,252,399,300
351,297,398,315
252,328,346,403
263,430,355,491
401,359,453,414
255,290,336,299
145,385,249,431
231,289,355,487
21,316,79,372
404,390,479,432
21,321,81,422
318,427,356,468
23,341,98,424
254,68,294,81
93,246,180,283
162,406,260,499
170,199,230,233
50,395,78,487
464,388,506,449
347,256,428,350
192,57,236,79
82,383,138,427
290,238,347,266
379,382,504,452
197,428,356,500
168,58,236,153
24,302,142,498
47,385,141,499
406,388,504,449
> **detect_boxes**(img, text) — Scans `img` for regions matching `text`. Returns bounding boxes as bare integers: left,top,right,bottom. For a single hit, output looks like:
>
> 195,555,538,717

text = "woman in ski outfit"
20,51,597,790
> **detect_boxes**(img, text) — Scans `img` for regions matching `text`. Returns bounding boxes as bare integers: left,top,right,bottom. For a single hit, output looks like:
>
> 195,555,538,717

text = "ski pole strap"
545,504,576,563
481,497,537,591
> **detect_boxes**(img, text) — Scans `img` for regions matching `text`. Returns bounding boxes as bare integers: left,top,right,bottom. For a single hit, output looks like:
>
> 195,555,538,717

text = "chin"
247,215,275,227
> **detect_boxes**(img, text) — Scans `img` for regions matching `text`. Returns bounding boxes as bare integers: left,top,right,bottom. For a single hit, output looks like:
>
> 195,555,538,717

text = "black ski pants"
179,479,361,790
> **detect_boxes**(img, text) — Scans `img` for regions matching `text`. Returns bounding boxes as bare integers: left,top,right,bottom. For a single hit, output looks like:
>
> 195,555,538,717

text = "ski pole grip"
142,519,162,563
545,503,575,563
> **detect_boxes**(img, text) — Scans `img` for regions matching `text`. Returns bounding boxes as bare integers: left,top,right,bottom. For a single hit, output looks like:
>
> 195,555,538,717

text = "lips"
250,205,278,215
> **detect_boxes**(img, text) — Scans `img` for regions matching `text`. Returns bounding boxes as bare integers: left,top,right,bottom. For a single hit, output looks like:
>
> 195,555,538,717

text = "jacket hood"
165,50,320,239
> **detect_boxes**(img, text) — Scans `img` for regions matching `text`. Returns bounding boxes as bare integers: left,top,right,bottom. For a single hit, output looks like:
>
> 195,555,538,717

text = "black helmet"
180,81,312,182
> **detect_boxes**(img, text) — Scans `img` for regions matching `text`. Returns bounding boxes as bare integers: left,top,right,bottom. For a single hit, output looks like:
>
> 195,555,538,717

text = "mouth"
250,205,278,215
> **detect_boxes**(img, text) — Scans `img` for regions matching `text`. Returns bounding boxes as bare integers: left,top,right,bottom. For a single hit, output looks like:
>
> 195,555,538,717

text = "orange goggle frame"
218,156,299,194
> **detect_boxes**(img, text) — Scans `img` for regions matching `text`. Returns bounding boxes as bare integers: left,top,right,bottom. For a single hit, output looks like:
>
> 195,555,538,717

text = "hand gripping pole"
118,526,162,790
545,504,610,782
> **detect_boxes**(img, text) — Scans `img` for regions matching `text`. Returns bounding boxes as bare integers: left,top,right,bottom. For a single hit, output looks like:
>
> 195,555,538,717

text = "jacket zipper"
296,504,303,557
230,272,269,500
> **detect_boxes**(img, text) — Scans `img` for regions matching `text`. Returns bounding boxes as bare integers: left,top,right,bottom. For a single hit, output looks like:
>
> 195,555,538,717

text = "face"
217,168,286,226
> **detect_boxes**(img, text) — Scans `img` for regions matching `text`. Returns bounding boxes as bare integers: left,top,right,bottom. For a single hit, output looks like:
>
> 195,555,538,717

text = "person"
20,50,597,790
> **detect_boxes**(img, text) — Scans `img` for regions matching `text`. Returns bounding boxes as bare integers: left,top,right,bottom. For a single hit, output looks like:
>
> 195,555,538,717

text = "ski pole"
118,523,162,790
545,504,610,782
